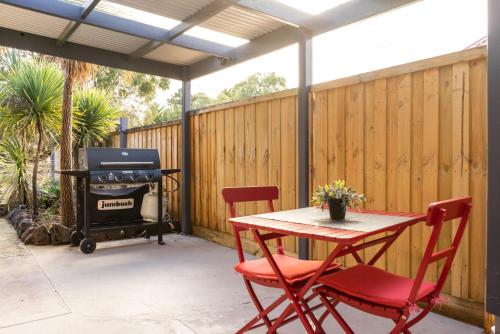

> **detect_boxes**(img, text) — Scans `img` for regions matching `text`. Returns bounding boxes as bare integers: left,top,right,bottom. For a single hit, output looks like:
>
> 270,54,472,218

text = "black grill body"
89,185,149,223
58,148,180,254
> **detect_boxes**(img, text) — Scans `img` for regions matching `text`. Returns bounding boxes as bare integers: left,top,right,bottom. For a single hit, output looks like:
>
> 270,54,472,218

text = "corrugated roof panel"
68,24,149,54
105,0,214,21
201,6,284,40
0,3,70,39
145,44,209,65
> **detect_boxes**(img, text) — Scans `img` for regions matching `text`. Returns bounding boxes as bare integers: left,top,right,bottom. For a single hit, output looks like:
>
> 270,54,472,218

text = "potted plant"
311,180,365,220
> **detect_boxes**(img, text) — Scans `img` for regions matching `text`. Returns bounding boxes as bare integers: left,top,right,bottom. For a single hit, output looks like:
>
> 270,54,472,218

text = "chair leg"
319,310,330,325
316,295,339,325
400,302,434,333
389,319,411,334
389,317,409,334
318,294,355,334
237,294,288,333
242,279,274,331
300,297,325,334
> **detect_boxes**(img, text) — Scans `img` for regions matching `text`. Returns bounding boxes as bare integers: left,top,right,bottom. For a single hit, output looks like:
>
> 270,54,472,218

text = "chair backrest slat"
408,197,472,304
222,186,279,205
425,197,472,226
221,186,280,263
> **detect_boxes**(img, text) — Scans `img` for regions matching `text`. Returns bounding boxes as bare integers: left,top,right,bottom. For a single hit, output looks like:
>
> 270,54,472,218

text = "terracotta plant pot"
327,198,346,220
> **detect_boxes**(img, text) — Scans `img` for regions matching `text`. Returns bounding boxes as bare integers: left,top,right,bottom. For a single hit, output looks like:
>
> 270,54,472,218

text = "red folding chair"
222,186,341,333
314,197,472,334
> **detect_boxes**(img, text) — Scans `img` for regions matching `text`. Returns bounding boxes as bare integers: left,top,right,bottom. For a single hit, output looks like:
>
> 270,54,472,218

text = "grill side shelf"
56,170,89,177
161,168,181,175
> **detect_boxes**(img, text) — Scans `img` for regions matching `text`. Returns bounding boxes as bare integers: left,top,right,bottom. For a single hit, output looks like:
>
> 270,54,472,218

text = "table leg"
367,225,407,266
345,245,364,263
257,232,347,334
252,229,318,333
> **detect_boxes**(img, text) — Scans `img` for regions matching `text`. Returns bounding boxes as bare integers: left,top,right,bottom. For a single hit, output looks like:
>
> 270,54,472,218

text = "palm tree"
72,88,120,166
0,59,63,217
59,59,95,228
0,136,31,207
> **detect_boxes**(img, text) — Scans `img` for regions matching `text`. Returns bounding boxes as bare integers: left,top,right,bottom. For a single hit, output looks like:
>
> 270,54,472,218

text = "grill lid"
78,148,161,170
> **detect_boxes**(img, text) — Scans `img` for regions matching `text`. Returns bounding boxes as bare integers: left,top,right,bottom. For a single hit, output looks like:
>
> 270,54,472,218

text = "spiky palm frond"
0,137,31,207
73,88,120,148
0,58,63,216
0,48,23,74
0,59,63,139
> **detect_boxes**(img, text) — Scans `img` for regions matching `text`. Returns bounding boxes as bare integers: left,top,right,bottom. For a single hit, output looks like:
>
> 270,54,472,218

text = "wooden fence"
111,46,488,326
112,122,183,223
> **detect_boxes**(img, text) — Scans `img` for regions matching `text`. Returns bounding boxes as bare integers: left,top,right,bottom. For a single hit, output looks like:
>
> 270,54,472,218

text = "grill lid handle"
100,161,154,167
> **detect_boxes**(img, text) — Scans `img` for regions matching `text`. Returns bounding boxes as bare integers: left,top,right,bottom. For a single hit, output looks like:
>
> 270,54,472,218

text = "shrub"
39,180,60,213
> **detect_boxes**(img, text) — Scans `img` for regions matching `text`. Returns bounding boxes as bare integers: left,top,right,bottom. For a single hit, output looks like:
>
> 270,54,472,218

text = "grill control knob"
129,173,138,182
114,173,123,182
98,175,106,183
145,173,154,181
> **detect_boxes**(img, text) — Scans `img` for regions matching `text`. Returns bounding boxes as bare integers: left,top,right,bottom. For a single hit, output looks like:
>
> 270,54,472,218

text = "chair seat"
235,254,340,285
317,264,436,308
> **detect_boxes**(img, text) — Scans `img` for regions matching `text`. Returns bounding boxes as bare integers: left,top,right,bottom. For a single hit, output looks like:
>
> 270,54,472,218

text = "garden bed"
4,205,181,246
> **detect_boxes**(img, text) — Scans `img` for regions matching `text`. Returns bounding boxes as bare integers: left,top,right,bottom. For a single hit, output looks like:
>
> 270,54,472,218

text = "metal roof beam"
129,0,231,60
229,0,312,28
0,26,184,80
305,0,421,35
231,0,419,34
169,0,231,40
57,0,101,47
0,0,233,58
189,0,420,79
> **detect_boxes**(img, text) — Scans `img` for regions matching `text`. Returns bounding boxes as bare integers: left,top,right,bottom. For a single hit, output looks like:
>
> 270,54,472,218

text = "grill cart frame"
58,148,180,254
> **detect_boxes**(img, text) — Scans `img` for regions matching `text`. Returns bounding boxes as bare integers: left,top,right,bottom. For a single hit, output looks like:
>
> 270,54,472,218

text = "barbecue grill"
58,148,180,254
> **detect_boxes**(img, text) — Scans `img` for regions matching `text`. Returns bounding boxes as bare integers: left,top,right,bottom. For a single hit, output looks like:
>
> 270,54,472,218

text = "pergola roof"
0,0,417,80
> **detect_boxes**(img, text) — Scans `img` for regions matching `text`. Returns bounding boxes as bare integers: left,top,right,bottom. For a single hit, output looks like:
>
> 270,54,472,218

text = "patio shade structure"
0,0,421,260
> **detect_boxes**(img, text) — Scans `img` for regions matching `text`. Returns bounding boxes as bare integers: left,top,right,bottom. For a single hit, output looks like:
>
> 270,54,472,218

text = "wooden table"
229,207,426,334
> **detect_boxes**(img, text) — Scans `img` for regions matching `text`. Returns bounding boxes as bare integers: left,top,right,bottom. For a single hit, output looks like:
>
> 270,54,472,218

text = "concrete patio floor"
0,219,483,334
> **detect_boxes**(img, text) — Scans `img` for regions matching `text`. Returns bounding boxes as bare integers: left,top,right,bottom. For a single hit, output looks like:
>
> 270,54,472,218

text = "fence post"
298,28,312,260
118,117,128,148
488,0,500,326
181,68,192,235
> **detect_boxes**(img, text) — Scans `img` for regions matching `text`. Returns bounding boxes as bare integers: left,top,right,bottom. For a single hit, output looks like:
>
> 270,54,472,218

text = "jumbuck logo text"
97,198,134,210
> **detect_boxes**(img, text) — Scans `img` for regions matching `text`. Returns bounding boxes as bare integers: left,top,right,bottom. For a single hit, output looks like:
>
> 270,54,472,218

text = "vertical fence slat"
216,110,226,233
224,108,235,235
281,96,297,254
311,90,328,260
451,61,471,299
439,65,453,293
396,74,412,277
386,76,398,274
469,58,487,302
372,79,388,269
410,71,424,278
422,68,440,282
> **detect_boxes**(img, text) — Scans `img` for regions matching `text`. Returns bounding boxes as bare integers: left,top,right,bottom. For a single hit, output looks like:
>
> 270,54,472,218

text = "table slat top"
229,207,425,243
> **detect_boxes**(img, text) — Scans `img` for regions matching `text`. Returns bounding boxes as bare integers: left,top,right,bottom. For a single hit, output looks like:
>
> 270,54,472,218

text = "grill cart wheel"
80,238,96,254
70,230,84,247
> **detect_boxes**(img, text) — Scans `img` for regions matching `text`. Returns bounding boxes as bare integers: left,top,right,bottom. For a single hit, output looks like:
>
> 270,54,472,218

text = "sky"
177,0,487,100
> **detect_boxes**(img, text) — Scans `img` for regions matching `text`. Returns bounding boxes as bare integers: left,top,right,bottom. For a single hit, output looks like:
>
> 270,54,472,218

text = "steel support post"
181,73,192,235
488,0,500,321
298,28,312,260
118,117,128,148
